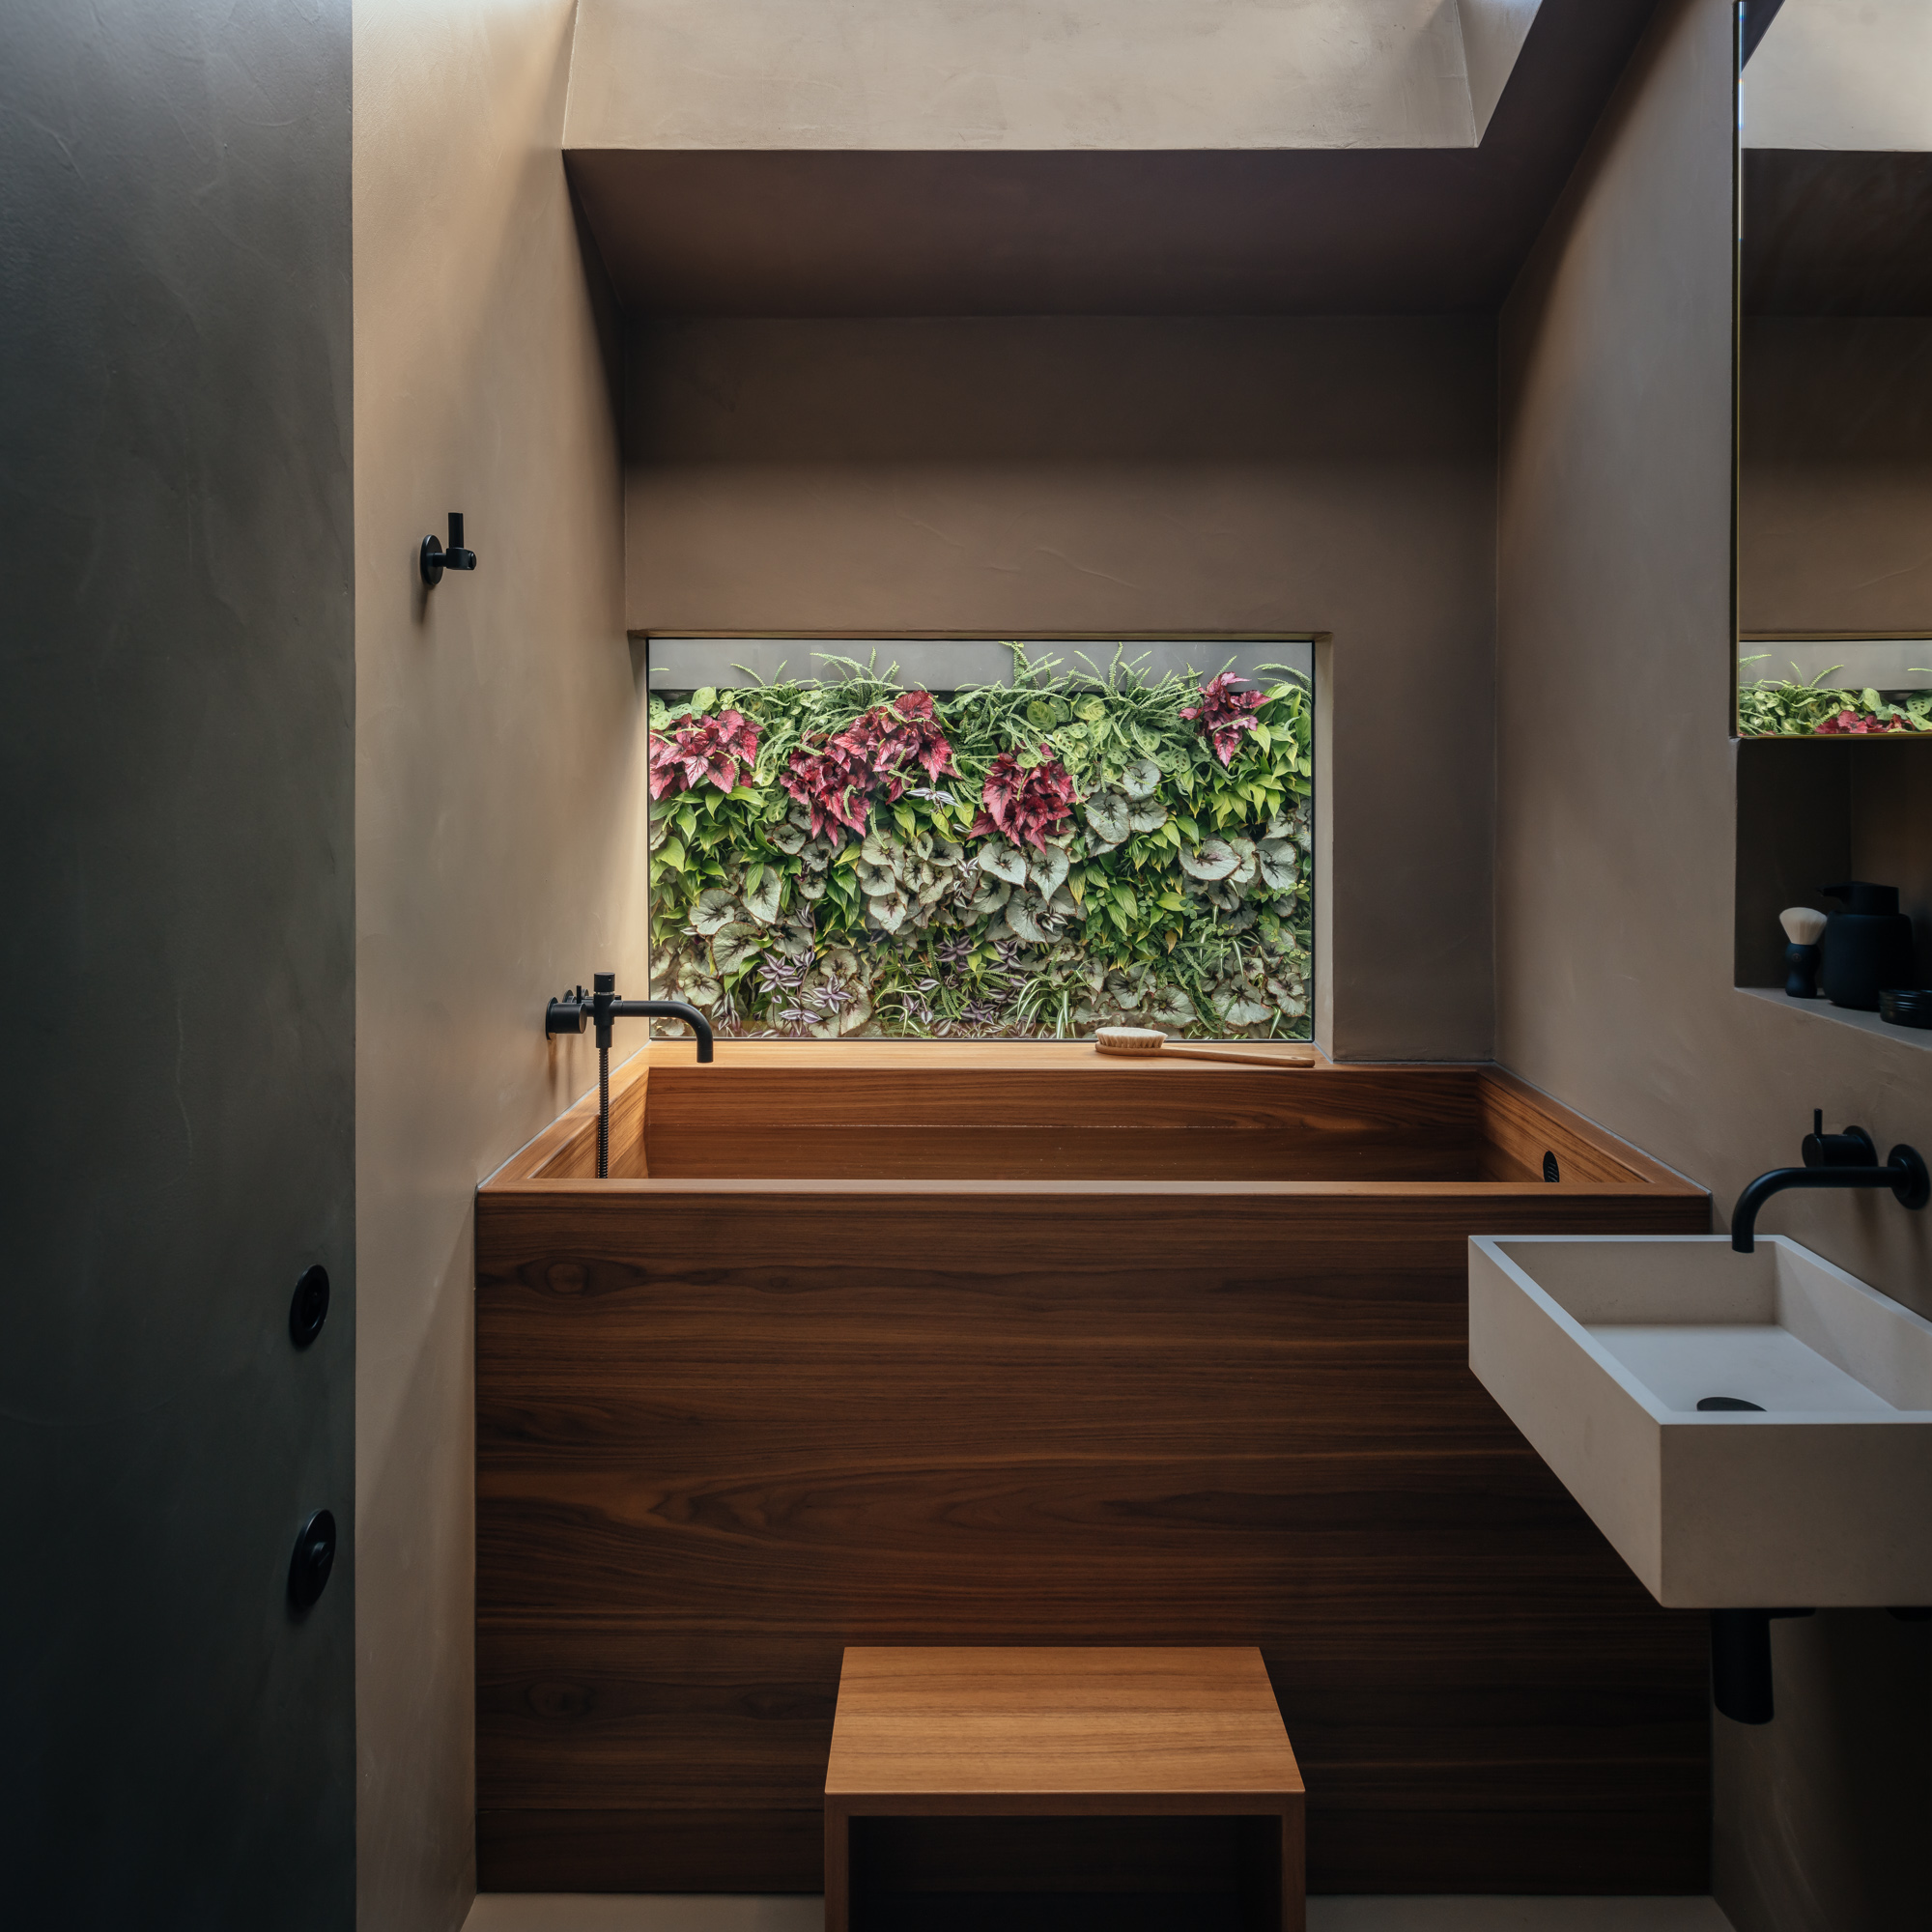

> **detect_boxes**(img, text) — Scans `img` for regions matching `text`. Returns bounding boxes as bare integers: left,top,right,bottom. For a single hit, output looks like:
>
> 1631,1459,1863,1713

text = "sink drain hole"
1697,1396,1765,1412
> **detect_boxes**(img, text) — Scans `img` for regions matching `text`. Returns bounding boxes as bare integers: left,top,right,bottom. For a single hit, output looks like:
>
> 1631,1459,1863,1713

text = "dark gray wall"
0,3,355,1924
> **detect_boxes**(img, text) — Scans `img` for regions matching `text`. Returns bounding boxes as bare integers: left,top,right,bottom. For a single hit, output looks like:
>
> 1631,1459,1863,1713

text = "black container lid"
1823,880,1901,916
1879,988,1932,1029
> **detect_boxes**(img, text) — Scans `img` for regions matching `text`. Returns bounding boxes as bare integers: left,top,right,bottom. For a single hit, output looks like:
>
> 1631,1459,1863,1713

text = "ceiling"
565,0,1666,317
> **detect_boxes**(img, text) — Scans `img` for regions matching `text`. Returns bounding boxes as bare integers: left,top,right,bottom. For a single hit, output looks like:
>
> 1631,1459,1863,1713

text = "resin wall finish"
1739,317,1932,633
352,4,644,1927
1497,0,1932,1923
626,315,1497,1063
0,1,355,1923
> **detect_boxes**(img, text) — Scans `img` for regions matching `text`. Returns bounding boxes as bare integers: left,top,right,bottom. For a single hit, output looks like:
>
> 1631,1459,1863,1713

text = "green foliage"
646,645,1315,1040
1738,658,1932,737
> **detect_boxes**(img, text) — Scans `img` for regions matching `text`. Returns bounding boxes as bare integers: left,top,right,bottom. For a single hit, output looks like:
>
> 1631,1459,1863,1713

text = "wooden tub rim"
483,1050,1703,1201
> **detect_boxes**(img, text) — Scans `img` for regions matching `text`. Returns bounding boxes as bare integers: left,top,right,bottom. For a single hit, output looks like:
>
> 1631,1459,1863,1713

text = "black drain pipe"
1710,1607,1814,1724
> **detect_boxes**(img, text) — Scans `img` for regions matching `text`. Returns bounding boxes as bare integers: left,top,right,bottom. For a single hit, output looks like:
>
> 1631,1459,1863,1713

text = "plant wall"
645,647,1314,1040
1738,659,1932,737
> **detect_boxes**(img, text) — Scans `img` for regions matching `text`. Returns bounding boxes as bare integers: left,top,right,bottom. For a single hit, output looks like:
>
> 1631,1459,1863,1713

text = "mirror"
1737,0,1932,738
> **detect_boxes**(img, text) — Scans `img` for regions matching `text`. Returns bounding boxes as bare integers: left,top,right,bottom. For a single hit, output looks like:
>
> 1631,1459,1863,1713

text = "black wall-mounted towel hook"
420,511,477,587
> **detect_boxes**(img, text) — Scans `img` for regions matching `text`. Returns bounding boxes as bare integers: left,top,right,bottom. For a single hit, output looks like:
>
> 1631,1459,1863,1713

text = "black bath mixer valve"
545,972,714,1179
419,511,477,587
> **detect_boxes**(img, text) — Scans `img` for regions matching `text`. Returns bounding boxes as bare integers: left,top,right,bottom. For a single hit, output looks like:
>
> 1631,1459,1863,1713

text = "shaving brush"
1780,905,1827,999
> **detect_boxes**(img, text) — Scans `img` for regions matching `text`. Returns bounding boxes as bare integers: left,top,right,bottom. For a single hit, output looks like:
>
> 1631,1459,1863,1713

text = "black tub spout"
544,970,713,1178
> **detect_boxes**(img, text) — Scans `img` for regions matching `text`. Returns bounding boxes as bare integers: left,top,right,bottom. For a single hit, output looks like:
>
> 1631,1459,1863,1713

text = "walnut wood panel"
476,1068,1710,1895
1475,1068,1669,1186
522,1051,1690,1193
641,1062,1479,1182
648,1125,1494,1182
477,1804,823,1892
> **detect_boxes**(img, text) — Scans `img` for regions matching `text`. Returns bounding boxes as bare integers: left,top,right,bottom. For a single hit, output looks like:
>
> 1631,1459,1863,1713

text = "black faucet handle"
545,991,587,1037
1803,1115,1877,1168
420,510,476,585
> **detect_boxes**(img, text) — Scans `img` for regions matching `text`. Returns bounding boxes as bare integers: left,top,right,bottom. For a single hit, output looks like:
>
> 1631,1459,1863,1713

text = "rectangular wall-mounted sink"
1469,1236,1932,1607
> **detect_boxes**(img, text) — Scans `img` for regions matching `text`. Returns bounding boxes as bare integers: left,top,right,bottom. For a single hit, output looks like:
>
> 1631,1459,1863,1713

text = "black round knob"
290,1264,330,1348
288,1509,336,1612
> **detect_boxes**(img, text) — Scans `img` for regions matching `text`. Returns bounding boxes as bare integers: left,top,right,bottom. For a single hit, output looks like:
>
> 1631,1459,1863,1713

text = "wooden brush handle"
1157,1044,1318,1068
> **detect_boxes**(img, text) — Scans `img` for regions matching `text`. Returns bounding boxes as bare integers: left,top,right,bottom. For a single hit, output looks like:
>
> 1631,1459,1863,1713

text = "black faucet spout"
1731,1137,1929,1252
610,999,714,1062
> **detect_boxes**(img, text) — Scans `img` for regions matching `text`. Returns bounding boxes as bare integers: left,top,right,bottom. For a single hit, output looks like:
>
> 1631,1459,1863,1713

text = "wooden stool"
823,1647,1304,1931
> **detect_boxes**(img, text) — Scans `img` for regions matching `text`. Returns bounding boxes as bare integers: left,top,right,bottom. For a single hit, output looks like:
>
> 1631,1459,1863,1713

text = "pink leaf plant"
1179,671,1266,767
970,746,1076,852
1814,707,1909,736
648,708,760,800
836,688,956,787
780,692,956,846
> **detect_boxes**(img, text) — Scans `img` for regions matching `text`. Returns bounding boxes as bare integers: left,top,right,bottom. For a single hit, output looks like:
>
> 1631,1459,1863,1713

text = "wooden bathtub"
476,1045,1712,1896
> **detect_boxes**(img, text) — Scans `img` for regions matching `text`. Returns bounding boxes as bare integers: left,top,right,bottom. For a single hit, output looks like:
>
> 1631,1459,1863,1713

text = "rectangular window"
645,639,1314,1041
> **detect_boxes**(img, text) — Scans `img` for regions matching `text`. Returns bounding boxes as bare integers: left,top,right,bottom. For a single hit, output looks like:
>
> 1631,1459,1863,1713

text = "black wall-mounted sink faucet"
1731,1111,1929,1253
545,972,713,1179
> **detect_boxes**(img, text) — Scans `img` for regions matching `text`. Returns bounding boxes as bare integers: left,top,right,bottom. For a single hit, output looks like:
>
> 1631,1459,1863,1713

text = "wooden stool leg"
1281,1801,1305,1932
823,1801,850,1932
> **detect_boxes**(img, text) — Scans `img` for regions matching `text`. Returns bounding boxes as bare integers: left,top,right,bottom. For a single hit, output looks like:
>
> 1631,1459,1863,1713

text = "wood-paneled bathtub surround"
477,1050,1711,1895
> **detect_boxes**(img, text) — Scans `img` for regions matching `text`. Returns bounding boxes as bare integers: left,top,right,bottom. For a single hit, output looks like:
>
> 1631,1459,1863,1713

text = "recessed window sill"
1737,985,1932,1052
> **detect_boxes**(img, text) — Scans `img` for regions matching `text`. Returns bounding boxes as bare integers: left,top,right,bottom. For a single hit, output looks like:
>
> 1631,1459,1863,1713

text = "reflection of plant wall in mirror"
1738,658,1932,737
646,646,1314,1039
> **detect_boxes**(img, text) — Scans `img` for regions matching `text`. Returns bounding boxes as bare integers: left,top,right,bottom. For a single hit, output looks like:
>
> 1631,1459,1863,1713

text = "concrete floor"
464,1897,1735,1931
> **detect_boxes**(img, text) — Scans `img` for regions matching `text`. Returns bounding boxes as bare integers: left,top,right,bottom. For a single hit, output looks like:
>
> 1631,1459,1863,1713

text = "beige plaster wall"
566,0,1482,152
626,314,1497,1063
352,4,646,1927
1498,0,1932,1923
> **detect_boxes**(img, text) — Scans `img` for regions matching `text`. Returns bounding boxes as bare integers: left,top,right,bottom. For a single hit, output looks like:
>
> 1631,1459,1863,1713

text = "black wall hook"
420,511,477,587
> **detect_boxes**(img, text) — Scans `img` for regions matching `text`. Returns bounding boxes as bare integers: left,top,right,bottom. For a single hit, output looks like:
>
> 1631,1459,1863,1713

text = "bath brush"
1094,1026,1317,1068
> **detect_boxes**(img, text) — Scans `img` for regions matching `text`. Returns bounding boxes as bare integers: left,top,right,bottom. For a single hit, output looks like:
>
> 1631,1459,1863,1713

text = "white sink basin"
1468,1236,1932,1607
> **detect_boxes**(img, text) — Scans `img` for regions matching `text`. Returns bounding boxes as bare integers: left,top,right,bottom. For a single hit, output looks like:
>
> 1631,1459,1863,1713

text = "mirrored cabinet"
1734,0,1932,1007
